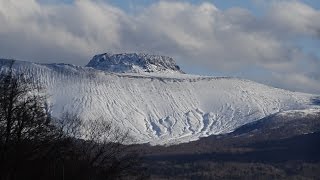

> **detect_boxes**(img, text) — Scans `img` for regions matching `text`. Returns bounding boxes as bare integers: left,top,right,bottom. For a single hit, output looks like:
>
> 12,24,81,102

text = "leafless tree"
0,60,58,179
55,112,146,179
0,60,146,180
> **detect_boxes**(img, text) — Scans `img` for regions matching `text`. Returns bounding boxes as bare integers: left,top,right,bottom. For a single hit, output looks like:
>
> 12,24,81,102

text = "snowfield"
0,54,319,145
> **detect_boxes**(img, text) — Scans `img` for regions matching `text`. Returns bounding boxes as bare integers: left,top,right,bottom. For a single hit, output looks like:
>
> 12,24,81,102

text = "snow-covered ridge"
86,53,184,74
0,57,319,145
276,108,320,117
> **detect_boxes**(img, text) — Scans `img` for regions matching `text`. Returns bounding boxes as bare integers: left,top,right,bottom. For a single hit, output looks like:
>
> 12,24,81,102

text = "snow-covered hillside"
0,54,319,145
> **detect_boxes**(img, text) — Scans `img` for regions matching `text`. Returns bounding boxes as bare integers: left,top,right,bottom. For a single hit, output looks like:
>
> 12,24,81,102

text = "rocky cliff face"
86,53,184,74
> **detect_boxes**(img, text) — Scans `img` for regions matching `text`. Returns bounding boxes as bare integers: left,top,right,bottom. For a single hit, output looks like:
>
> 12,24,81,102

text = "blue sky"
54,0,320,11
1,0,320,93
52,0,320,58
51,0,320,59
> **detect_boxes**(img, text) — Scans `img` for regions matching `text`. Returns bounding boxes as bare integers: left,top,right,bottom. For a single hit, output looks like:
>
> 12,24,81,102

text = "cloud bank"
0,0,319,93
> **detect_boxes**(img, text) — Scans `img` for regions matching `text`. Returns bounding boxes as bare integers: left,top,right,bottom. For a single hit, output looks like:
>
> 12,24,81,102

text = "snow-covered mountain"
0,53,319,145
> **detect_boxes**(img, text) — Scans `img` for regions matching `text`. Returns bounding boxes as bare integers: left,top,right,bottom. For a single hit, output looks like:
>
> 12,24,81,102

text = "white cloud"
267,1,320,37
0,0,319,93
270,72,320,94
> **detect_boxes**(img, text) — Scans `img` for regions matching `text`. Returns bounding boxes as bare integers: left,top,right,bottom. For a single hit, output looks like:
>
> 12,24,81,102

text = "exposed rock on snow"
86,53,184,74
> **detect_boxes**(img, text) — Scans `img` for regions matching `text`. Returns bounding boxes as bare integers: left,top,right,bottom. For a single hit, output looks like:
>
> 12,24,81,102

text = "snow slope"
0,56,319,145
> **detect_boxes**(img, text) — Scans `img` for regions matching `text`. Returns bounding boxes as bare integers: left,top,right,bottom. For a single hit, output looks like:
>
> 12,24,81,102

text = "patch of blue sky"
39,0,320,13
39,0,320,60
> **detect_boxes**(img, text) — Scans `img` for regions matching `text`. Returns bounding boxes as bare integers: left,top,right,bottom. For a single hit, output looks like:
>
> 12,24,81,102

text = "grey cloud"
0,0,319,93
267,1,320,37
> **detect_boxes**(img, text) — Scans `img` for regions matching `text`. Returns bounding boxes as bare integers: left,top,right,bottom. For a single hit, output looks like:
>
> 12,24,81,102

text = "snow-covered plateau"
0,53,319,145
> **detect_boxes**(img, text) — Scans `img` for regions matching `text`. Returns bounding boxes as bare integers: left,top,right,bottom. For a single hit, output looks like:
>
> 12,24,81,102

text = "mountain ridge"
0,55,319,145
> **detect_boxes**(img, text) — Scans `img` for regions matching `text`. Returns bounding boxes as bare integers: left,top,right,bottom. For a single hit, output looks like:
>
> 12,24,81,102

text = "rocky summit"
86,53,184,74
